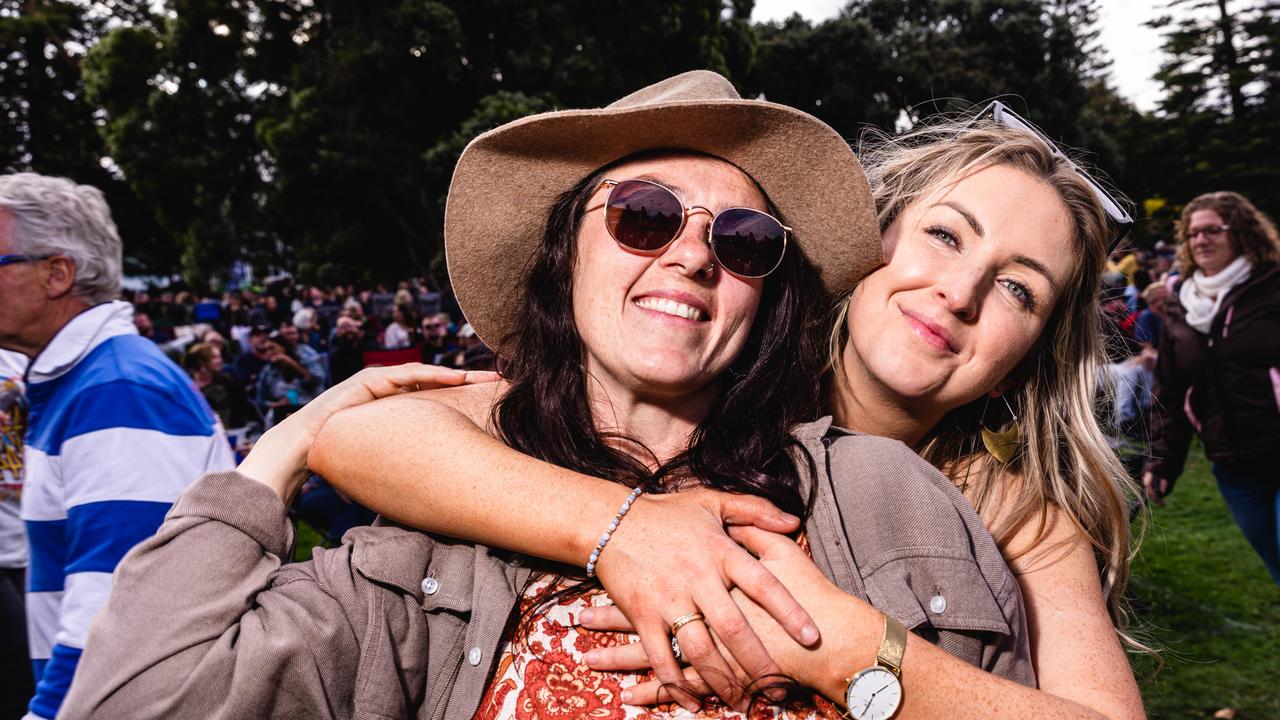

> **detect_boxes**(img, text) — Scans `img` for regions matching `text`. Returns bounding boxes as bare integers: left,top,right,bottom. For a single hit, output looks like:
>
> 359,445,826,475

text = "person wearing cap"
60,72,1034,720
305,90,1146,716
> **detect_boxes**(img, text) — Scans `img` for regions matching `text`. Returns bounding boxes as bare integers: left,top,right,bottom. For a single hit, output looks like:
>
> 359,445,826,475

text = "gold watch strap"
877,614,907,676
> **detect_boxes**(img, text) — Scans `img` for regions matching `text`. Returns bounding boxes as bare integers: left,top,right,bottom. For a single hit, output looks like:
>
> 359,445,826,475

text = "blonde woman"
306,104,1145,719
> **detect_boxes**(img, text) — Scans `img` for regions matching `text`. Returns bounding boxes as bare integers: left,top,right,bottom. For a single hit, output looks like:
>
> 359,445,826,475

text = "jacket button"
421,577,439,595
468,646,483,666
930,594,947,614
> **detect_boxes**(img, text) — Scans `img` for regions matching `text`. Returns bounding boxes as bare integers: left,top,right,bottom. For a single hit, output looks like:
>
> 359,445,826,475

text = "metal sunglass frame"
979,101,1134,244
595,178,791,279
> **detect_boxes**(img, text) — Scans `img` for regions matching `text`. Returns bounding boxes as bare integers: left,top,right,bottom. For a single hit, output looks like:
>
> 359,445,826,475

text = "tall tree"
0,0,172,273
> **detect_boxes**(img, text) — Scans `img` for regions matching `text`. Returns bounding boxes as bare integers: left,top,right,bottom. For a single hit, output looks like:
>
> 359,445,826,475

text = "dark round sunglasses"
596,179,789,279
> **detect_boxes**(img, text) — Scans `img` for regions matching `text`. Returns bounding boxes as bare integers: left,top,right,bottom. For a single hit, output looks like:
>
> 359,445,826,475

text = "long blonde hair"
830,117,1144,648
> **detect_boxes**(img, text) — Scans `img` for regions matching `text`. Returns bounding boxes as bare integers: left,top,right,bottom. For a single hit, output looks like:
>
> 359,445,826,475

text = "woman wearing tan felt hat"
313,77,1147,718
65,71,1035,719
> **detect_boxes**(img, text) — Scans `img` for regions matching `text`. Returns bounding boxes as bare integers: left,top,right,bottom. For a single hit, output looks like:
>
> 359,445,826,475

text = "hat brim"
445,98,882,352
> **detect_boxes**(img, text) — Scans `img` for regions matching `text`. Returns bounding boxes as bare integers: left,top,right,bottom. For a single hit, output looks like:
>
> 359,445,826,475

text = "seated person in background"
232,325,272,392
382,303,416,349
328,315,378,385
418,312,456,366
132,312,171,344
278,322,327,387
255,330,324,426
1133,283,1167,349
183,342,250,430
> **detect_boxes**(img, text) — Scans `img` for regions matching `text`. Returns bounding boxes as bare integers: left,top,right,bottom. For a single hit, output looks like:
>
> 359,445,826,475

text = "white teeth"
636,297,706,321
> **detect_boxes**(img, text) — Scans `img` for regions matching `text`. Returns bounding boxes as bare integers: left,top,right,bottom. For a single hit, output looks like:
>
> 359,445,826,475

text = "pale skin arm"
307,386,821,712
584,507,1143,720
585,518,1143,720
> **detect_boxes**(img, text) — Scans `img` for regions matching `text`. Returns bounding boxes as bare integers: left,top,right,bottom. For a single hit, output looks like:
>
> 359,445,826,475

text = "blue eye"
1001,279,1036,310
927,225,959,247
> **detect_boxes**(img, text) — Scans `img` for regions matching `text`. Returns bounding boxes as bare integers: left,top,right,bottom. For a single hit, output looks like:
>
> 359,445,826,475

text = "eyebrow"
932,201,1060,294
631,174,684,196
1012,254,1060,294
933,201,985,237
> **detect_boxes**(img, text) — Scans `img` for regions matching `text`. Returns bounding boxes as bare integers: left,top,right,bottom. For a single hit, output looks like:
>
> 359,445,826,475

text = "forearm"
806,593,1118,720
309,392,630,567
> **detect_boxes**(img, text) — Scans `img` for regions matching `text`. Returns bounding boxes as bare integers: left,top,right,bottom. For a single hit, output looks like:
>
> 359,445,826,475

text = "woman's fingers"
582,640,651,671
727,525,806,560
359,363,468,398
633,617,700,713
461,369,501,385
713,492,800,534
622,668,714,706
720,534,818,647
667,616,749,712
692,575,784,690
578,605,633,631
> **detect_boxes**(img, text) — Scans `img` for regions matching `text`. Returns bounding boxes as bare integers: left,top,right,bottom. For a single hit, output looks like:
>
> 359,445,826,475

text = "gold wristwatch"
842,614,907,720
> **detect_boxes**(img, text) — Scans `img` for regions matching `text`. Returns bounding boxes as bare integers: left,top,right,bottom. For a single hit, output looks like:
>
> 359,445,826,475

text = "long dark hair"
496,157,828,519
494,156,832,704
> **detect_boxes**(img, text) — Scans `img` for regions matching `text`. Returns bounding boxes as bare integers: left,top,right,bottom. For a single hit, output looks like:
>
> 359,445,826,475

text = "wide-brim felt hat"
445,70,881,352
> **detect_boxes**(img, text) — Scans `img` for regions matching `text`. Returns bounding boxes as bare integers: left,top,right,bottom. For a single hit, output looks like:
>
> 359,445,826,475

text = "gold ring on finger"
669,611,705,636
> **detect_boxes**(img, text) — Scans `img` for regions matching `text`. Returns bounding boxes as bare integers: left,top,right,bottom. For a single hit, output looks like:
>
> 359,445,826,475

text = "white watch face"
845,666,903,720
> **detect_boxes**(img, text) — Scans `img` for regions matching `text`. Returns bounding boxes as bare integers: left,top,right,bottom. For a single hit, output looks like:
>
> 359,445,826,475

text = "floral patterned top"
474,543,841,719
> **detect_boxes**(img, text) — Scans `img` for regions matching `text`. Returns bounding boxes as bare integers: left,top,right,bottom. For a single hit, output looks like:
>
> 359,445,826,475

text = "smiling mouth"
900,308,956,354
635,297,708,321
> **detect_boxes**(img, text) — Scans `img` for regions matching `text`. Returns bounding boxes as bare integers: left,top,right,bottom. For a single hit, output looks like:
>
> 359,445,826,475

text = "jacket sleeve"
58,472,365,720
1145,322,1194,486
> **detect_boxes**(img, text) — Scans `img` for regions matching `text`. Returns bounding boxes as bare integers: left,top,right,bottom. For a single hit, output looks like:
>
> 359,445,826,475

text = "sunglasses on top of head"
979,101,1134,245
592,178,790,279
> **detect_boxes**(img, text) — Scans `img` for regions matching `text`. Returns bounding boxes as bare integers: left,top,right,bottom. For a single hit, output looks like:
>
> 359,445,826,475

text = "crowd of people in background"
125,278,495,437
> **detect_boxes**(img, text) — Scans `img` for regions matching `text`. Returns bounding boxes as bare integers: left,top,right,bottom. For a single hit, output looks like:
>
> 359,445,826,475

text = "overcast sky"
750,0,1170,111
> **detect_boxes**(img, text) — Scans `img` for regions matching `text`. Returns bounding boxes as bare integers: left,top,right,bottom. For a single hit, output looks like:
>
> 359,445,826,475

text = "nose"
658,207,717,280
934,267,983,320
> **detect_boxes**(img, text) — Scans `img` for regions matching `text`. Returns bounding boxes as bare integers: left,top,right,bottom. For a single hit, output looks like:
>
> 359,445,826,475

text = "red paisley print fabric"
474,554,839,719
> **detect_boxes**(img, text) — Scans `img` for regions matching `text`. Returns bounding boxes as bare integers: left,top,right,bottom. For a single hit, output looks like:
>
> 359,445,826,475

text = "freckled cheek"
979,319,1041,378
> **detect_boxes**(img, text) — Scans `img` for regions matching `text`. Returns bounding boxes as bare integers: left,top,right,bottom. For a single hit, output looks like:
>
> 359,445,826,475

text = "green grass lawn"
1130,445,1280,719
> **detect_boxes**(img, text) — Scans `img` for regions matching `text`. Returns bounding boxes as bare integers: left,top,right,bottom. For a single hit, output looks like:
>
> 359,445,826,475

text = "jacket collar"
27,301,137,384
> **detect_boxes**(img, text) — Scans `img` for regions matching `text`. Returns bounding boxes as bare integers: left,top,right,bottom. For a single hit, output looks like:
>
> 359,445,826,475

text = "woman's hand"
583,526,872,707
1141,471,1170,507
238,364,499,502
586,509,844,712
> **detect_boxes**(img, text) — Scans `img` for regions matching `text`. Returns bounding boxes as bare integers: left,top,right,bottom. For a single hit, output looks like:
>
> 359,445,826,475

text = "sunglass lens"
605,180,684,252
711,209,786,278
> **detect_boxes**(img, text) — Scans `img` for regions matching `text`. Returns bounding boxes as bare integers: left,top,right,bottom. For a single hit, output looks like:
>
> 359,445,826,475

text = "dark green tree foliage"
1136,0,1279,219
6,0,1278,280
0,0,170,272
750,1,1121,170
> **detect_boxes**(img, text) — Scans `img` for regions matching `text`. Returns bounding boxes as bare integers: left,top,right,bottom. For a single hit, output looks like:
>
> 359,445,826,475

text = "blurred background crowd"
125,277,494,433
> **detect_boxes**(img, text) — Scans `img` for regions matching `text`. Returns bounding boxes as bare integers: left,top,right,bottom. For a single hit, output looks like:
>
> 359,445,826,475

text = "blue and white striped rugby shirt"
21,301,235,720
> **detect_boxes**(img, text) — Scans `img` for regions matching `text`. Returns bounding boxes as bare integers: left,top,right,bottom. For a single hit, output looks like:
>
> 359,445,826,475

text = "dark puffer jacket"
1146,262,1280,487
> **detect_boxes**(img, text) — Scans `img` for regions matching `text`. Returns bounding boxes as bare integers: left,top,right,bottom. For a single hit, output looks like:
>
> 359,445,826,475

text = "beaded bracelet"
585,485,644,577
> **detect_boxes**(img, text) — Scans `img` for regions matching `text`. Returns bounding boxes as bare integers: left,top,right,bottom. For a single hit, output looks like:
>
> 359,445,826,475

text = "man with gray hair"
0,173,235,720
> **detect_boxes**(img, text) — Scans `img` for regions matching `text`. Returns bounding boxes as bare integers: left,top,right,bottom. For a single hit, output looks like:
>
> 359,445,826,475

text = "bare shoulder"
322,379,509,441
402,379,510,427
999,495,1090,577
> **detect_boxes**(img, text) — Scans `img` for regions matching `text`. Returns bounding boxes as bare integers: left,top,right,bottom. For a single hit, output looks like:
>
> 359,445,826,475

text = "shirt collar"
27,300,138,384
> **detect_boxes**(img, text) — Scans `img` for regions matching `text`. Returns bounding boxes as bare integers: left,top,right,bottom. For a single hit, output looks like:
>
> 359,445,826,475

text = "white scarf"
1179,255,1253,334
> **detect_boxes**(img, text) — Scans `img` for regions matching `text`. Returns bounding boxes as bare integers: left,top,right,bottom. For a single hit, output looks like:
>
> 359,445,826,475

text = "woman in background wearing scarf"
1145,191,1280,585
